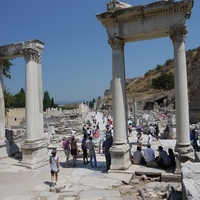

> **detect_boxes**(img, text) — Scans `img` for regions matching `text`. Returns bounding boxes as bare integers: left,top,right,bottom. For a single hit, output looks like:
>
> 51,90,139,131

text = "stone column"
0,60,8,158
170,25,194,171
37,56,44,139
108,37,131,170
20,42,48,169
0,60,5,138
133,98,137,126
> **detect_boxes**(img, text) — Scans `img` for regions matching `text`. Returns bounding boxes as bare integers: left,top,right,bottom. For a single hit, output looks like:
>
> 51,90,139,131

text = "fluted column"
0,60,5,138
108,37,131,170
23,48,40,142
37,56,44,139
170,25,194,164
108,37,128,144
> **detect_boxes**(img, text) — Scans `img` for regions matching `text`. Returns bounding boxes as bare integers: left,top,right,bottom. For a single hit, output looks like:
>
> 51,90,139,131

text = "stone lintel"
109,143,131,170
0,39,44,60
96,0,193,42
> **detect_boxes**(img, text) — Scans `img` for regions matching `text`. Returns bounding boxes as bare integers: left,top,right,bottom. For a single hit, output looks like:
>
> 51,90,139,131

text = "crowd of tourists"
49,112,114,186
132,142,176,169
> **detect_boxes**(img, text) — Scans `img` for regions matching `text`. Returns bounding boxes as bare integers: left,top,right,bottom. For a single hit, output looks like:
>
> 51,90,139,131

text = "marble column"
108,37,131,170
170,26,194,171
0,60,8,158
37,56,44,140
133,98,137,126
0,60,5,138
20,44,48,169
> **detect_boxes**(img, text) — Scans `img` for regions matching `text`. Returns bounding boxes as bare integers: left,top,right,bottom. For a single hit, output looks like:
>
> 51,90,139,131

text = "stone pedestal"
0,138,9,159
168,123,176,139
174,143,194,174
20,139,48,169
109,143,131,170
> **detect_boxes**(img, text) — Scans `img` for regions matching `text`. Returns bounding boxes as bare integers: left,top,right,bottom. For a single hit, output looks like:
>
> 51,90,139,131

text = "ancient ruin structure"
96,0,194,170
0,40,48,168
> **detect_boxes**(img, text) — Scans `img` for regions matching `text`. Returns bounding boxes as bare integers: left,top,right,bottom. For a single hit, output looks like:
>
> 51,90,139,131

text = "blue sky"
1,0,199,102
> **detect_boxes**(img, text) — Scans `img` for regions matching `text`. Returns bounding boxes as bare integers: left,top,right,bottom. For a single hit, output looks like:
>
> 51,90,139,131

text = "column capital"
169,25,188,43
108,37,125,50
22,48,41,63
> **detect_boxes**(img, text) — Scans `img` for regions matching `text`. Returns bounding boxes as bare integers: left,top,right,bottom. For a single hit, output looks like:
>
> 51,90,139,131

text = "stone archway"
96,0,194,170
0,40,48,169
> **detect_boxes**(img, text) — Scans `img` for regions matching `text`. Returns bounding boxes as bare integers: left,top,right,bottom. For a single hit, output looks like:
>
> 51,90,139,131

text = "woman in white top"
49,149,60,186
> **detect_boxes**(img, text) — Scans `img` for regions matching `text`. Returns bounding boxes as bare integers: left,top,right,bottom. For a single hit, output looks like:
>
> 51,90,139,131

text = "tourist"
143,143,155,164
147,132,152,146
132,146,145,165
190,129,198,148
49,149,60,186
71,128,76,136
168,148,176,167
154,124,160,140
96,122,100,130
163,125,169,139
70,136,78,167
137,129,143,149
156,146,171,169
148,124,155,137
87,136,97,167
128,123,133,137
62,137,70,167
102,135,113,171
82,124,87,134
82,134,89,164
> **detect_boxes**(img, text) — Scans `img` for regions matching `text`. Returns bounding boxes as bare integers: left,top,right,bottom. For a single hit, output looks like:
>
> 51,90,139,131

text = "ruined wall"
6,108,25,128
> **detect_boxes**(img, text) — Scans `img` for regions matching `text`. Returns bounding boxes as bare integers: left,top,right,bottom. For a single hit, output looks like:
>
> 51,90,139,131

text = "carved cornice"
169,25,188,43
97,1,193,26
22,48,40,63
108,37,125,50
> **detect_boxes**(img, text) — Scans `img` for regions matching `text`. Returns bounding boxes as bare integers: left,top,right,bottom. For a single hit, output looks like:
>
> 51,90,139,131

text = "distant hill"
103,46,200,105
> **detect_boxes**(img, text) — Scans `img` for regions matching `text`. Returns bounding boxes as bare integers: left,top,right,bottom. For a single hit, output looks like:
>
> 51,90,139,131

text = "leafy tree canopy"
152,72,174,91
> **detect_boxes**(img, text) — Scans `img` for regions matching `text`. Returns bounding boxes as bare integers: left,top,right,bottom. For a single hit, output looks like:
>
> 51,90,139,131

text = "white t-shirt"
144,148,155,162
71,130,76,136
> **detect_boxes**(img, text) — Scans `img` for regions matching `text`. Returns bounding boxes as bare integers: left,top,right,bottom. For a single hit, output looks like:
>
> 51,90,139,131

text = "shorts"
82,149,88,157
51,170,59,175
71,149,77,156
64,149,70,157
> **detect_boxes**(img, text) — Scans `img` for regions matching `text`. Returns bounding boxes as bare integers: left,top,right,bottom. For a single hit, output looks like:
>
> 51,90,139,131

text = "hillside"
103,46,200,106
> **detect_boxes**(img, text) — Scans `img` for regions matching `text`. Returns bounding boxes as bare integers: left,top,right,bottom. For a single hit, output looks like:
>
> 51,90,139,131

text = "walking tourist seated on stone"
132,146,145,165
156,146,171,169
143,143,156,166
168,148,176,167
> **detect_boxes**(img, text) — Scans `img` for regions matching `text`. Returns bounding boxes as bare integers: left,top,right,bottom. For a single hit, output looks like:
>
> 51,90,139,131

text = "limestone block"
182,161,200,200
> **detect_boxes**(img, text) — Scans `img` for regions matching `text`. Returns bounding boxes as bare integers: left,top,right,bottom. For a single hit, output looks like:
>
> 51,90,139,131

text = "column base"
0,138,9,159
174,143,195,174
109,143,131,170
20,139,48,169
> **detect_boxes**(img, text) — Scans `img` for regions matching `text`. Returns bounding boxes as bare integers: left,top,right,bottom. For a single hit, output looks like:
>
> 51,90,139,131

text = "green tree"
152,72,174,90
13,88,25,108
43,91,51,111
4,87,16,114
3,59,13,79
